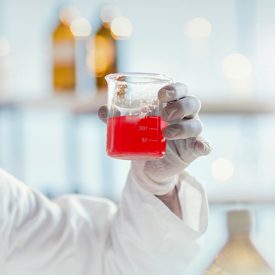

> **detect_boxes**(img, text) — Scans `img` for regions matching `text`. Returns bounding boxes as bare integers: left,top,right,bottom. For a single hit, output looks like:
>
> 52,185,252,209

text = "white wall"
1,0,275,98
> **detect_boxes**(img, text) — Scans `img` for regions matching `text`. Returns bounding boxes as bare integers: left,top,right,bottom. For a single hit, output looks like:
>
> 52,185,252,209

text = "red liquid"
107,116,166,160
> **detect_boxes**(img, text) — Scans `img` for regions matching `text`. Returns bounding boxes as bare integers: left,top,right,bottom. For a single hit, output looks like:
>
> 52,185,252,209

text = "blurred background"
1,0,275,273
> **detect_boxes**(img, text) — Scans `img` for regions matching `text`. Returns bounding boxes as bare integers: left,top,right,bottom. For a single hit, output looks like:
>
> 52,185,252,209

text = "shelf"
200,98,275,114
1,93,275,115
0,92,107,114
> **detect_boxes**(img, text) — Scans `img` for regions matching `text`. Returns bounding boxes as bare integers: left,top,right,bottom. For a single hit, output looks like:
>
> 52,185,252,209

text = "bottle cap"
59,6,79,25
100,5,120,23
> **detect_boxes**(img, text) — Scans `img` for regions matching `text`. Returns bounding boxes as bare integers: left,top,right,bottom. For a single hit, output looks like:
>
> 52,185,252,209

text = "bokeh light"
70,18,92,37
100,5,120,23
185,17,212,39
111,17,133,39
0,37,11,56
212,158,234,181
222,53,253,79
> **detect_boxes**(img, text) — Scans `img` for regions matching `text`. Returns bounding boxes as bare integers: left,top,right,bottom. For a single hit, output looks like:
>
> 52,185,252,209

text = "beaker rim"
105,72,173,84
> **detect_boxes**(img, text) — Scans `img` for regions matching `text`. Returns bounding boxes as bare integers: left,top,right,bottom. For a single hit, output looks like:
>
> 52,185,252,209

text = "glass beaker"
105,72,173,160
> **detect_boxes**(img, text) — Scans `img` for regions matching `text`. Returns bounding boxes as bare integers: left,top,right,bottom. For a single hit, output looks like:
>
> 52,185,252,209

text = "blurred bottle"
205,210,274,275
0,37,11,95
91,5,119,92
52,6,78,93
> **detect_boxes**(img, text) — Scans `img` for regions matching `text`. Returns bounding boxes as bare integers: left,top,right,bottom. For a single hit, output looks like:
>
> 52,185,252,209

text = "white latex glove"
98,82,211,196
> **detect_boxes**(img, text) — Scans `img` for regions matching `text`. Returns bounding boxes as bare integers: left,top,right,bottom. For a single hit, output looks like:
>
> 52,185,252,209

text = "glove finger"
193,137,212,156
158,82,188,103
161,96,201,122
98,105,108,123
163,118,202,140
98,105,122,123
171,137,211,164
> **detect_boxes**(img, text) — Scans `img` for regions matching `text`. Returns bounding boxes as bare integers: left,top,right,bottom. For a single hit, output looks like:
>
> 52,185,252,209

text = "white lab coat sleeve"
0,167,208,275
0,169,117,275
102,168,208,275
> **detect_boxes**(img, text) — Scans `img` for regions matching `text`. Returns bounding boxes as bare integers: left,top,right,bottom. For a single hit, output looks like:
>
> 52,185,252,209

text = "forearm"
156,186,182,219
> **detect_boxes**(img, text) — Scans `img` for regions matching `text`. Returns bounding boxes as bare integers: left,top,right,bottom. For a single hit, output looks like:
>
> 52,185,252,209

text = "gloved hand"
98,82,211,196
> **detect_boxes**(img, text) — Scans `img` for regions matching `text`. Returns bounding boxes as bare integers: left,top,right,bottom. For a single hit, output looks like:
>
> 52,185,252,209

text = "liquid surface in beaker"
107,115,166,159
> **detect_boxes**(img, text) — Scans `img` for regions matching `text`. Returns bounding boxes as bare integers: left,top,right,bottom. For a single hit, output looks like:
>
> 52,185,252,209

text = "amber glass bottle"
93,21,117,91
52,11,76,92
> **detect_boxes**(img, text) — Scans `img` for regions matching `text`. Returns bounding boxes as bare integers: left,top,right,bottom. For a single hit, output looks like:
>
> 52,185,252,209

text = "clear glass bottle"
0,37,11,94
205,210,274,275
